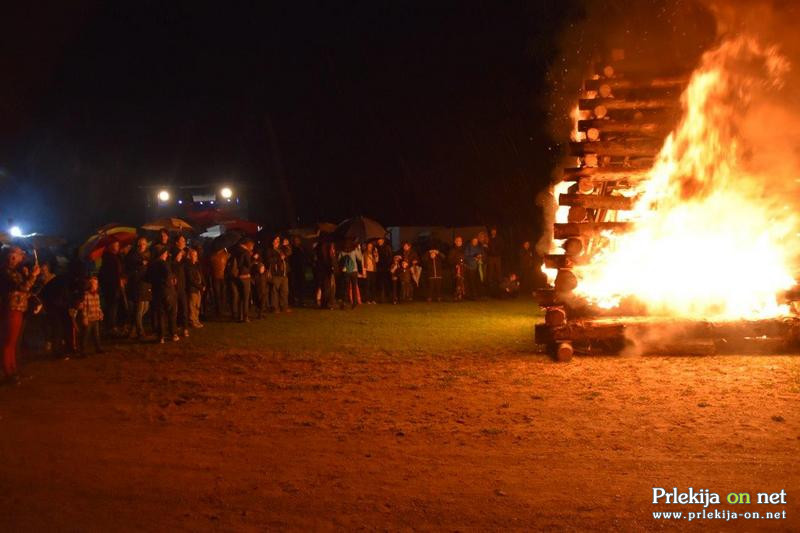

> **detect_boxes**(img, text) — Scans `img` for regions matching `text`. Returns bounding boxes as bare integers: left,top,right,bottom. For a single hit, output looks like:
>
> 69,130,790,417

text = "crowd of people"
0,226,544,385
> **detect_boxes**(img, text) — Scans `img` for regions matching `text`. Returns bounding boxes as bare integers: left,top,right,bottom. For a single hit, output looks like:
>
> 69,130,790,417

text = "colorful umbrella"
80,226,138,261
141,217,194,232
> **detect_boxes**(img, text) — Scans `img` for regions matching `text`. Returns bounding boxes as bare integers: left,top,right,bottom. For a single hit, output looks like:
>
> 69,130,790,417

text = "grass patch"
113,300,541,358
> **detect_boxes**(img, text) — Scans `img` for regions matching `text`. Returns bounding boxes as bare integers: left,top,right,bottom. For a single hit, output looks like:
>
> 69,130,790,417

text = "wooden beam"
558,193,636,210
584,75,688,93
554,222,633,239
569,139,663,158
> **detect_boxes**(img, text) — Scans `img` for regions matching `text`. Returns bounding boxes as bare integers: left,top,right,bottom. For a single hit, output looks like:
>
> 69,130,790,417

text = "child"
389,255,402,304
79,275,104,355
186,248,205,328
399,260,414,302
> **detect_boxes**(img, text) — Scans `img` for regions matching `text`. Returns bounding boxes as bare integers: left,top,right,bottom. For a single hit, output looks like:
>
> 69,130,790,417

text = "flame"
574,36,799,319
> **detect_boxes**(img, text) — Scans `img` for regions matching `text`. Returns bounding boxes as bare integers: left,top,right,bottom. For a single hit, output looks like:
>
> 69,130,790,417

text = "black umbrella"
334,216,386,243
210,230,244,252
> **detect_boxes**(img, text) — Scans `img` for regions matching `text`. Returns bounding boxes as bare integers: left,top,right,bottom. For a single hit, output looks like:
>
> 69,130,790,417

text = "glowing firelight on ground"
554,37,800,320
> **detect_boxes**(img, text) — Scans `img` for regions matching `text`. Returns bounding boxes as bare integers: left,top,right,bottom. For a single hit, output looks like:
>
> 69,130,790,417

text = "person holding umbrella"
0,246,39,384
232,238,254,322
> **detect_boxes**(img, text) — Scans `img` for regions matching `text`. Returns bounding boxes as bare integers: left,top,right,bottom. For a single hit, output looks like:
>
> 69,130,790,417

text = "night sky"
2,1,710,241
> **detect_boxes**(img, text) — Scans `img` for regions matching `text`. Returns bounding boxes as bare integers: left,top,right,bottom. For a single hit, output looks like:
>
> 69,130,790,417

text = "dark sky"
0,1,578,238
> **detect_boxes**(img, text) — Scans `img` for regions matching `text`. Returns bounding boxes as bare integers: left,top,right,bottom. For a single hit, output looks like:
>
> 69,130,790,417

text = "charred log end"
563,238,583,256
567,206,588,223
554,269,578,293
555,342,574,362
545,307,567,327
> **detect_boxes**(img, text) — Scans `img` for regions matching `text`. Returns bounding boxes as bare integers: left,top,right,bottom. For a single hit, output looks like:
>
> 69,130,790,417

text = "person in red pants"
0,247,39,384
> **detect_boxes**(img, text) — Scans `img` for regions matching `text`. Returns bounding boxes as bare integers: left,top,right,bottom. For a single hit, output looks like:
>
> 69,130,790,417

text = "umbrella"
210,230,244,252
317,222,338,234
79,226,138,261
334,216,386,243
142,217,194,232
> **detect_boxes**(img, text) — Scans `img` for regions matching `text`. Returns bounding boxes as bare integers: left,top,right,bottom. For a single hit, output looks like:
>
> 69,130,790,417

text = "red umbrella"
80,226,138,261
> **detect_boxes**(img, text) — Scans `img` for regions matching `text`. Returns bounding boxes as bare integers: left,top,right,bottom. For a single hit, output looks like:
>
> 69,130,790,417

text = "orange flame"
574,37,799,319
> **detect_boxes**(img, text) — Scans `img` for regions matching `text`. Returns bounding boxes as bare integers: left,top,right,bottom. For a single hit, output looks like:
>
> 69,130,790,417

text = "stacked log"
537,50,690,360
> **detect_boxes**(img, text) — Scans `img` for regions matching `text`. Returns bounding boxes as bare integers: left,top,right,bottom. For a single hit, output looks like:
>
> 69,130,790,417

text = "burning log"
562,238,583,256
569,139,663,158
554,222,632,239
584,75,688,93
567,206,588,222
545,321,627,342
581,97,680,119
559,193,636,210
585,86,683,102
544,254,587,269
578,118,674,137
554,269,578,293
545,308,567,327
561,166,648,182
556,342,574,362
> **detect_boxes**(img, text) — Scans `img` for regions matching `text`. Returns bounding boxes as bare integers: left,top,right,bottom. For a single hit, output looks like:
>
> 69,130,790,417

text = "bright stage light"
158,190,170,202
220,187,233,199
9,226,22,237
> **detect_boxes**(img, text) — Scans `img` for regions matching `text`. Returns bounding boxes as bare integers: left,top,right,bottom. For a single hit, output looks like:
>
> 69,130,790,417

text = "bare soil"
1,304,798,531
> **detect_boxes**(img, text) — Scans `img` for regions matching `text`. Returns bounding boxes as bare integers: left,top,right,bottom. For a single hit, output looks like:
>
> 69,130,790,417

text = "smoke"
545,1,717,146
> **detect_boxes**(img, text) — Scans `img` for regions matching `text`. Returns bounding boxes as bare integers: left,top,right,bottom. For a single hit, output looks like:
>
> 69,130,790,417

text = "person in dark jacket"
186,248,205,328
233,239,254,322
125,237,151,339
447,236,466,301
251,251,268,318
424,249,445,302
487,227,504,294
38,262,73,357
172,235,190,337
266,235,291,313
314,240,336,310
99,239,126,335
375,237,393,303
209,248,229,318
518,240,536,293
149,245,179,343
288,235,306,306
464,237,484,300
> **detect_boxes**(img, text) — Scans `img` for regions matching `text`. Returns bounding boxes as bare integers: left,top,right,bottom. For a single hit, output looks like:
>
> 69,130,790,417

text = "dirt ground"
1,302,798,531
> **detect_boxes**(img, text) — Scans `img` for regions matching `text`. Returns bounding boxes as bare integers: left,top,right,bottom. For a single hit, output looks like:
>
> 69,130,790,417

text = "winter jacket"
464,243,484,270
487,234,505,257
186,261,204,293
266,247,289,277
376,243,394,272
447,246,465,268
99,251,123,291
125,248,152,302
